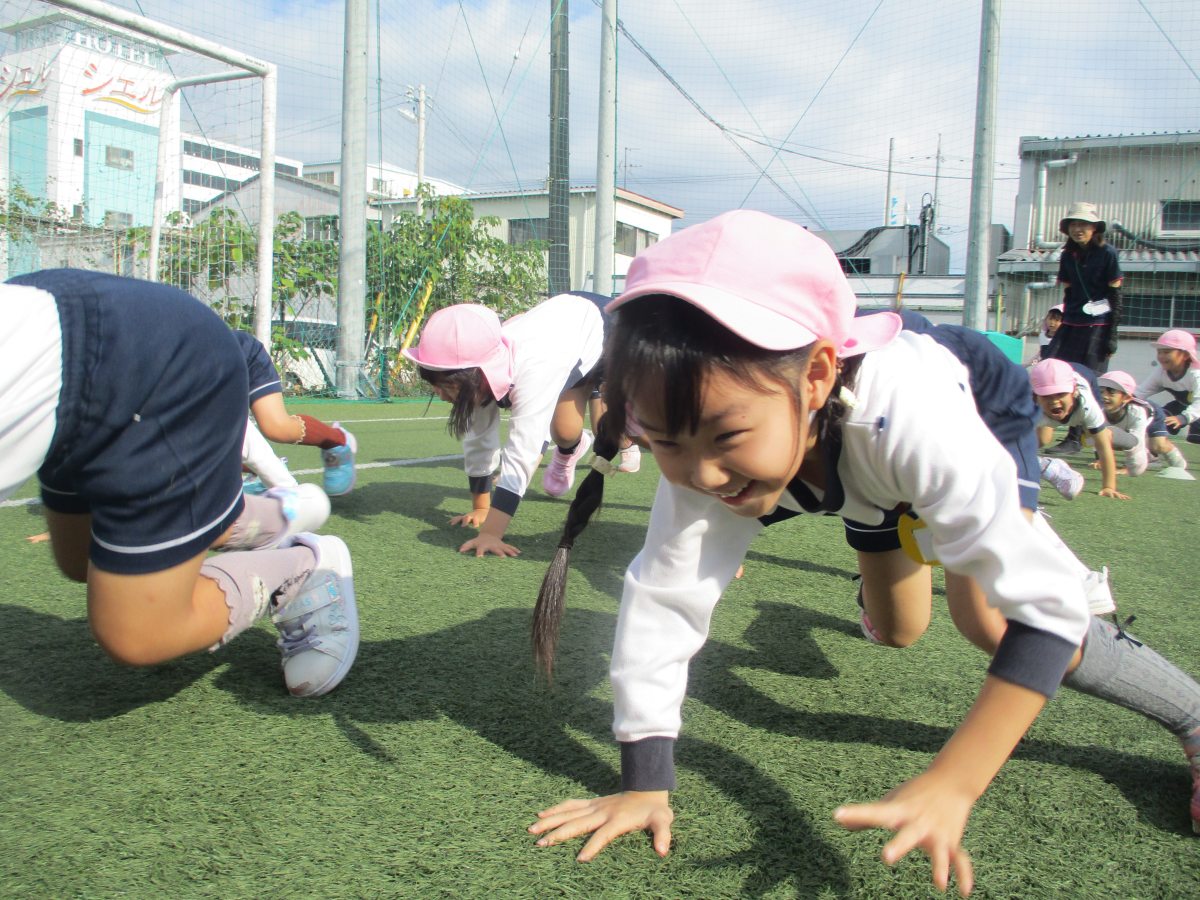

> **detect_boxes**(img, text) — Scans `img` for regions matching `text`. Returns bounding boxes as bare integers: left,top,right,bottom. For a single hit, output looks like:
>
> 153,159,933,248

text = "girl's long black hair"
532,294,863,676
418,366,490,439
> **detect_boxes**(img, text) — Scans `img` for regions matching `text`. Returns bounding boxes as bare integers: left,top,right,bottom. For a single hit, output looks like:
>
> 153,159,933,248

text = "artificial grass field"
2,399,1199,899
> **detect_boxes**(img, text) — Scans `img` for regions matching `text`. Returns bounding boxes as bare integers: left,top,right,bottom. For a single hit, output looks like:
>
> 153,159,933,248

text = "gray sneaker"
271,533,359,697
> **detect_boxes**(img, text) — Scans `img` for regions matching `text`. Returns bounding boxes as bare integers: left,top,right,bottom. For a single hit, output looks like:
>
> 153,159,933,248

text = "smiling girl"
525,211,1200,895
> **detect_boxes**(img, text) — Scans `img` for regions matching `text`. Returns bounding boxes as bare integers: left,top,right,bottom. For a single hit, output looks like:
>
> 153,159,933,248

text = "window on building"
838,257,871,275
614,222,658,257
105,146,133,170
1123,293,1200,331
71,204,83,220
371,177,390,195
509,217,549,245
104,210,133,229
182,198,204,214
276,163,298,177
73,138,83,157
1161,200,1200,235
305,215,339,242
305,171,336,185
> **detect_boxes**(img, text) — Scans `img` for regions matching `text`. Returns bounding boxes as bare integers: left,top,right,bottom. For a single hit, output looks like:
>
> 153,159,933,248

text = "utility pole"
592,0,617,298
548,0,570,294
399,84,428,216
963,0,1000,330
336,0,368,398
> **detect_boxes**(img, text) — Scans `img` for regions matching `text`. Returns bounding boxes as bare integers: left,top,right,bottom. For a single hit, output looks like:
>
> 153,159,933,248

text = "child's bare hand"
1098,487,1131,500
26,531,50,544
529,790,673,861
458,533,520,557
834,773,976,896
449,509,488,528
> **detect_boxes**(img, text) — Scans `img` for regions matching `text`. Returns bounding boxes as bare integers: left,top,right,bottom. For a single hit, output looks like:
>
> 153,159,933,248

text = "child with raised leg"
231,330,358,496
526,212,1199,895
2,269,359,698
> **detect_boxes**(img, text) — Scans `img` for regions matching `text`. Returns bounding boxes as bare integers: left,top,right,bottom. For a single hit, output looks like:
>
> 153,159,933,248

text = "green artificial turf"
2,401,1198,898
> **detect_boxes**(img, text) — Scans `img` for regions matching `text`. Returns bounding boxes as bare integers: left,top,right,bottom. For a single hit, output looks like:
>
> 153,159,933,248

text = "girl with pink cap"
1094,369,1190,478
526,211,1200,893
403,293,613,557
1028,357,1129,499
1134,329,1200,447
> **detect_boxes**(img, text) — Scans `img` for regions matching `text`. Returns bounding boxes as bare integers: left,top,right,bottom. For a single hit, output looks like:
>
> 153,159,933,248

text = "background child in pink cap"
525,211,1200,894
1135,329,1200,447
403,293,611,558
1029,357,1129,499
1093,369,1191,478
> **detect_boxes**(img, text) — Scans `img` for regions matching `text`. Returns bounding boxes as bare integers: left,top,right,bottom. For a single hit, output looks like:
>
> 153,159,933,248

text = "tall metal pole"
593,0,617,297
548,0,571,294
883,137,894,225
963,0,1001,330
337,0,368,397
415,83,426,217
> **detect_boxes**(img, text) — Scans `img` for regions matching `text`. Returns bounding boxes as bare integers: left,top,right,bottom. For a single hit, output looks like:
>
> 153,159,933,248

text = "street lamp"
397,84,427,216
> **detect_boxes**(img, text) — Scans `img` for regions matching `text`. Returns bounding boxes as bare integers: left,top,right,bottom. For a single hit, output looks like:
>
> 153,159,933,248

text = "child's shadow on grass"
0,603,240,720
217,605,855,898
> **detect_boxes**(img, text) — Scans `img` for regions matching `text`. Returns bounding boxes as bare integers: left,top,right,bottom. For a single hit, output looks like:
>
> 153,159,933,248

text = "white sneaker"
272,533,359,697
616,444,642,474
1083,566,1116,616
1041,457,1084,500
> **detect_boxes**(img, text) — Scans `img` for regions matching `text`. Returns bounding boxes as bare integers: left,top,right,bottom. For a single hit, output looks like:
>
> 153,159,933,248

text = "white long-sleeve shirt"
611,331,1092,790
461,293,604,514
1135,364,1200,425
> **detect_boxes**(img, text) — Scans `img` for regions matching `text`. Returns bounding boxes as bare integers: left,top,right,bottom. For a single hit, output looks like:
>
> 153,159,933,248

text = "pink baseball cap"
402,304,514,400
606,210,902,358
1153,329,1199,365
1097,370,1136,396
1029,358,1077,396
1049,304,1064,314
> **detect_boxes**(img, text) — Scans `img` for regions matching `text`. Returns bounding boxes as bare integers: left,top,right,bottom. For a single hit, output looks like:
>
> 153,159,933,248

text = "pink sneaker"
616,443,641,474
542,430,593,497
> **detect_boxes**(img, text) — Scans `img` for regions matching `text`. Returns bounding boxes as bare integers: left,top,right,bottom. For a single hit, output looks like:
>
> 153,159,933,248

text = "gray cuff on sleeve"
467,475,492,495
620,737,677,792
491,486,521,517
987,619,1079,698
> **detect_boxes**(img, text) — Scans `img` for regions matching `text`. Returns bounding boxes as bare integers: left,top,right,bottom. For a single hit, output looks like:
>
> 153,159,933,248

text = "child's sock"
201,545,316,648
1064,616,1200,742
1165,447,1188,470
294,415,347,449
222,493,290,551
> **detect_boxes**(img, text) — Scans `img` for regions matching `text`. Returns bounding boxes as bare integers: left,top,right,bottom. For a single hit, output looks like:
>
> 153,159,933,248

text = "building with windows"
377,185,683,295
998,131,1200,342
0,12,299,276
302,159,463,201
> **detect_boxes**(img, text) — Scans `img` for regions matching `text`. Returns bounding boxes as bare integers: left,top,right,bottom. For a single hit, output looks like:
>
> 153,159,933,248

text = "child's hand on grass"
530,790,673,861
458,533,520,558
1098,486,1131,500
834,772,975,896
449,509,488,528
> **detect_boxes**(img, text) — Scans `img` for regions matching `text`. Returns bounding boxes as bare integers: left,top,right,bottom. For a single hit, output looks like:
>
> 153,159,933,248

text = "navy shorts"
844,311,1040,554
8,269,247,575
564,290,611,397
1145,402,1169,438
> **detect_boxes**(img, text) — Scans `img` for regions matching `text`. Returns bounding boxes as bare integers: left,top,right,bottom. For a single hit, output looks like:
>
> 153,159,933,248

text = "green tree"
368,187,547,343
